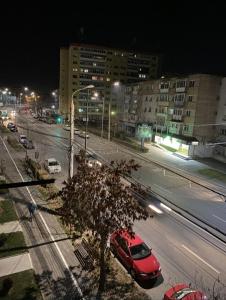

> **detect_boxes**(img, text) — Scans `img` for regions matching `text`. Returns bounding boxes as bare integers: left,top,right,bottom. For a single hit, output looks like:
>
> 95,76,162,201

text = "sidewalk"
0,253,32,277
0,221,22,234
130,140,226,189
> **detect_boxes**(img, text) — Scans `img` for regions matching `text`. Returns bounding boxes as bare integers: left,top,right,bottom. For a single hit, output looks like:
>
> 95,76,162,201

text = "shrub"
0,179,8,194
0,233,7,247
0,278,13,296
7,136,24,150
26,158,49,181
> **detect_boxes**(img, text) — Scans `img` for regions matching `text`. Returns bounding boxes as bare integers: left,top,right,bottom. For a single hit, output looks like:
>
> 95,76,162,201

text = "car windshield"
129,242,151,260
49,161,59,166
172,288,197,300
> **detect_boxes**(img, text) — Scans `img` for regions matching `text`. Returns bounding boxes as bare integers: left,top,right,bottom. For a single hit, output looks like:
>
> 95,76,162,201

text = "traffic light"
56,116,62,124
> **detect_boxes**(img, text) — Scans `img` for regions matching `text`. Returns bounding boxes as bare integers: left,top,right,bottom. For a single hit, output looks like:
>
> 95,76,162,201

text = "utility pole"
69,85,94,179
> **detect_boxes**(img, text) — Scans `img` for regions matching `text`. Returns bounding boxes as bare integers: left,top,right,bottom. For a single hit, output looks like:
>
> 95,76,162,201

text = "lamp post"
84,88,91,151
69,84,94,178
108,81,120,141
101,95,105,138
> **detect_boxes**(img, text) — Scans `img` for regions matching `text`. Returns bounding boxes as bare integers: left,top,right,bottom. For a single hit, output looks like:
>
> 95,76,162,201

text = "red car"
164,284,207,300
110,230,161,281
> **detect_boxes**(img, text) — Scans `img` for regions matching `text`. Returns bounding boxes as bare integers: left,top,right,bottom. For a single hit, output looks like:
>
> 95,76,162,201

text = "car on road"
23,139,35,149
87,153,102,167
19,134,27,145
63,124,70,131
63,125,80,135
74,128,80,135
7,122,14,129
110,230,161,281
9,124,18,132
79,131,89,139
44,158,61,174
163,284,207,300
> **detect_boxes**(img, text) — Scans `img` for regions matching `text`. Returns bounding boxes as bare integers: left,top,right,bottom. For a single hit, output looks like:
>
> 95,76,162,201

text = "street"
3,111,226,299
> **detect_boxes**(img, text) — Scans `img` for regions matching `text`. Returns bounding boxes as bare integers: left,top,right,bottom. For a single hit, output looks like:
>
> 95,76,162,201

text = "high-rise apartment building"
59,43,161,121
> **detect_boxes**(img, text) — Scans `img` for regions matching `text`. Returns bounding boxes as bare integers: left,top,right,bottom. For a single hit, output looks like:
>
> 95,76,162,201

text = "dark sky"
1,2,226,93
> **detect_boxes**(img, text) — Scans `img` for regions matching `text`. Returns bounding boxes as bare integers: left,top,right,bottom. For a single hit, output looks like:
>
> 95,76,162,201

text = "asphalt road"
0,134,84,299
15,113,226,235
10,112,226,298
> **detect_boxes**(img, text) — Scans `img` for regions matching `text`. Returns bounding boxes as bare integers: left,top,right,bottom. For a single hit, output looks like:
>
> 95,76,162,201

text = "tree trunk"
97,237,107,299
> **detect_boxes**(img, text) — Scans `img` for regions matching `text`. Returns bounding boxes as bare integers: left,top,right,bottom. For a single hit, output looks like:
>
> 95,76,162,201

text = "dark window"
148,107,151,112
144,107,147,112
189,80,195,87
129,243,151,260
188,95,193,102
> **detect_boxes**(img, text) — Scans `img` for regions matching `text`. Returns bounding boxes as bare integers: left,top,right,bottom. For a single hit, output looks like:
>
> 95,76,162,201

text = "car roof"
119,230,144,247
165,284,205,300
47,158,57,162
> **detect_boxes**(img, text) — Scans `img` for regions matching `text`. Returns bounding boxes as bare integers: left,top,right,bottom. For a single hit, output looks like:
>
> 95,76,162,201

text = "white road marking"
181,244,220,274
160,203,172,211
0,137,84,299
153,183,172,194
148,204,163,214
213,214,226,223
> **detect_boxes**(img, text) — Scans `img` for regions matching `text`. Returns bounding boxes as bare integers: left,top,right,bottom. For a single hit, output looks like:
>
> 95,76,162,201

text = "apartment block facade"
59,43,161,121
118,74,226,156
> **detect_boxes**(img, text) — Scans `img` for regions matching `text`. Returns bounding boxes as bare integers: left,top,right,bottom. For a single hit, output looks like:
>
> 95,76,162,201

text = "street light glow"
24,87,28,91
113,81,120,87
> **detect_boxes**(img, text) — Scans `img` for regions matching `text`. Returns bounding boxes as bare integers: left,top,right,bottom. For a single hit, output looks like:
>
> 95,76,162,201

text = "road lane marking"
148,204,163,214
181,244,220,274
160,203,172,211
0,137,84,299
153,183,172,194
213,215,226,223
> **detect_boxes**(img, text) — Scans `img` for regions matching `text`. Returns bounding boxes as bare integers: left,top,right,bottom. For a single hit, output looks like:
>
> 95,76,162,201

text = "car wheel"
130,268,137,280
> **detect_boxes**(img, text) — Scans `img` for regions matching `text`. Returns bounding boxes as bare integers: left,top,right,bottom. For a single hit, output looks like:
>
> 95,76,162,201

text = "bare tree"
57,150,149,298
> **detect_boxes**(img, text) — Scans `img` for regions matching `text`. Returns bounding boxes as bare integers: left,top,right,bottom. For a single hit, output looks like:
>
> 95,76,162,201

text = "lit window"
106,78,110,82
84,69,89,73
92,76,98,80
93,63,97,66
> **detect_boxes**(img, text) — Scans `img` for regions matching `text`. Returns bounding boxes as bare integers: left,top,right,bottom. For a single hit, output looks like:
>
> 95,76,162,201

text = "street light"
69,84,94,178
108,81,120,141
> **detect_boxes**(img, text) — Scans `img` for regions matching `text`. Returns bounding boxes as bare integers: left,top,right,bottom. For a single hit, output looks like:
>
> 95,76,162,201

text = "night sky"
1,2,226,93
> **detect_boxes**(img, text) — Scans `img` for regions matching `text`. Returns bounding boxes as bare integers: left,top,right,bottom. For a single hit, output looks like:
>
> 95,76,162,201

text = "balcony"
176,87,186,93
174,101,185,107
172,115,183,121
160,88,169,93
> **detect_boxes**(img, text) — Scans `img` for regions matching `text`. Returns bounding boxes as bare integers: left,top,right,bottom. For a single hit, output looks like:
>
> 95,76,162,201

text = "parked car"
79,131,89,139
163,284,207,300
23,139,34,149
110,230,161,281
44,158,61,174
7,122,14,129
9,125,18,132
19,135,27,144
